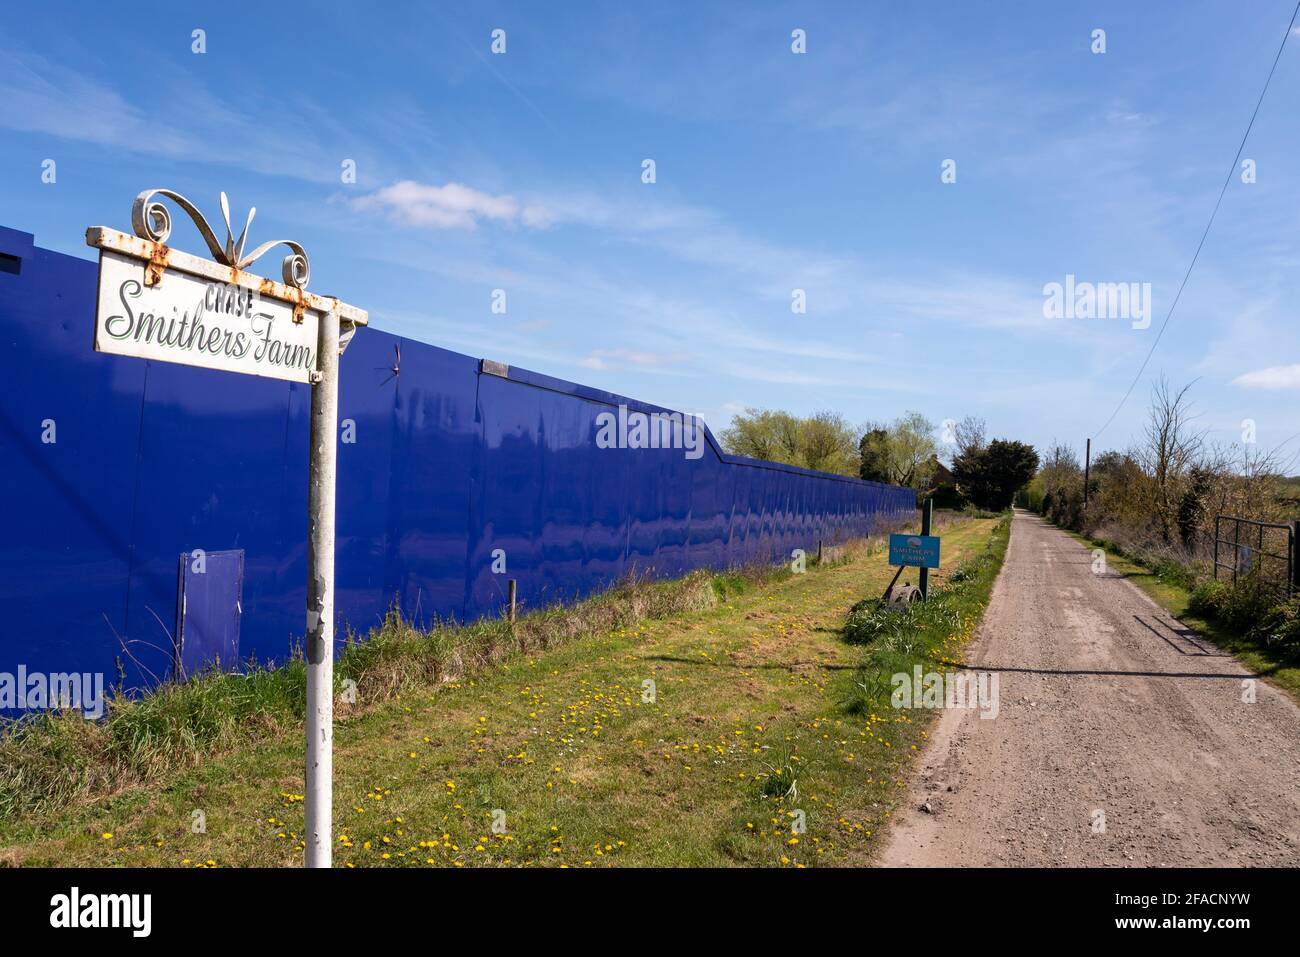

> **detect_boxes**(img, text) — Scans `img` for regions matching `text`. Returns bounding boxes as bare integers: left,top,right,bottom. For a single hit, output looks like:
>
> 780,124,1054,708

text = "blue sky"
3,1,1299,466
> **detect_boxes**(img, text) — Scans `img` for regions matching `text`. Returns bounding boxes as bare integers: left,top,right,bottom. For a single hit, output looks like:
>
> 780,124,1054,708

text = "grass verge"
2,517,1007,867
842,517,1010,720
0,563,786,824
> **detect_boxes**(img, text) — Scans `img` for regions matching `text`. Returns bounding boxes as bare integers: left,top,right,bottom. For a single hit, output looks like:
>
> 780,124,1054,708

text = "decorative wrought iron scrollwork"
129,189,310,289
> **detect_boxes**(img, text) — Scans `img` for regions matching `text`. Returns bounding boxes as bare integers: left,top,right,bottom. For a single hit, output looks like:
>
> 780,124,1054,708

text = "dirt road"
881,509,1300,867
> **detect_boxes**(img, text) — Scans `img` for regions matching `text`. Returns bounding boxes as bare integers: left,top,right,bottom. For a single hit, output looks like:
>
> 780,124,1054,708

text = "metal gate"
1212,515,1297,601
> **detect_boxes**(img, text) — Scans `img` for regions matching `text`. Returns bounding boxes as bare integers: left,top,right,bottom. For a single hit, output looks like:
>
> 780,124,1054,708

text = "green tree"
719,408,801,465
1032,443,1083,527
720,407,861,476
801,411,860,474
891,412,940,488
953,439,1039,510
858,428,892,482
857,412,939,488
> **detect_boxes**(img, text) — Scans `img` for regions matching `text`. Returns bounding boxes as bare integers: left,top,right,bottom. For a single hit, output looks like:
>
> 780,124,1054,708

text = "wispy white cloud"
512,318,551,334
0,47,193,154
0,46,353,184
578,348,690,372
352,182,716,236
357,182,1096,379
352,180,555,230
1233,364,1300,389
1106,110,1155,127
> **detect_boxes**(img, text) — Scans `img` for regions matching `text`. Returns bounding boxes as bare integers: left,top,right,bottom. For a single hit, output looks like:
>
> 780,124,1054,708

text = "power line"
1093,1,1300,441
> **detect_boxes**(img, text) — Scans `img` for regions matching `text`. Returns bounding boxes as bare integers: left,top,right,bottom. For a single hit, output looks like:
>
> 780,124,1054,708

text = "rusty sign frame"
86,226,370,334
86,192,366,378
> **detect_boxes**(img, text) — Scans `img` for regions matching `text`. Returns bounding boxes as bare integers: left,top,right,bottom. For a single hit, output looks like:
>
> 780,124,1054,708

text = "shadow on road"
1133,614,1228,657
957,662,1256,680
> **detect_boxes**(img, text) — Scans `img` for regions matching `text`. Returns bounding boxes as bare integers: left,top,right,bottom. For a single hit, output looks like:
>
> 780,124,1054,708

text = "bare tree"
954,415,987,459
1038,376,1293,560
1231,442,1289,523
1138,377,1206,543
1042,442,1079,474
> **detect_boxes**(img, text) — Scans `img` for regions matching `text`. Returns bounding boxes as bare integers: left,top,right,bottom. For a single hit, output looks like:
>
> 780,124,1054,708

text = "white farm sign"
85,189,367,868
93,245,321,383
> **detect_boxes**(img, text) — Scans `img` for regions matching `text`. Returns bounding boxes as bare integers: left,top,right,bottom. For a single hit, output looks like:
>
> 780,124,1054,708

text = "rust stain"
289,285,307,324
144,242,171,287
255,274,305,322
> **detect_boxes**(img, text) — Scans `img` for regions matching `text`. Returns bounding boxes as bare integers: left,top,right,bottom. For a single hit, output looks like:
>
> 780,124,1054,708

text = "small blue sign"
889,533,941,569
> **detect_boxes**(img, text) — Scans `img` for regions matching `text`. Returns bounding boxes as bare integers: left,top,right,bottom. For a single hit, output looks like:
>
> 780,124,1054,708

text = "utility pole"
305,301,341,869
1083,438,1091,508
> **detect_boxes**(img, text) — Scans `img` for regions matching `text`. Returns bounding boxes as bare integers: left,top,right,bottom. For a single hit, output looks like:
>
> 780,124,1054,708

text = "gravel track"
881,509,1300,867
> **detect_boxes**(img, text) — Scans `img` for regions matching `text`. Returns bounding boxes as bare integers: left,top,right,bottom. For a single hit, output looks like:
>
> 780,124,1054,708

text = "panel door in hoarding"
175,549,243,677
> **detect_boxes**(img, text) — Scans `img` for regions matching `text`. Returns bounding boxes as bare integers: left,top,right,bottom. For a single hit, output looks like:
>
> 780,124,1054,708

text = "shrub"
1147,556,1200,592
1188,580,1228,619
1045,487,1085,531
1247,597,1300,658
1187,575,1280,633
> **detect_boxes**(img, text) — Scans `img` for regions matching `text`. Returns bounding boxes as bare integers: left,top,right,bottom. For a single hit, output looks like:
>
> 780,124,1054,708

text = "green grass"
842,519,1010,718
1,517,1008,868
1062,527,1300,702
0,566,785,825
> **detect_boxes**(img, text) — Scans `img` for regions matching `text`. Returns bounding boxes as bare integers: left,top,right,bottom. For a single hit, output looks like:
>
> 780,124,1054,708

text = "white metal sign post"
305,299,339,869
87,189,367,868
